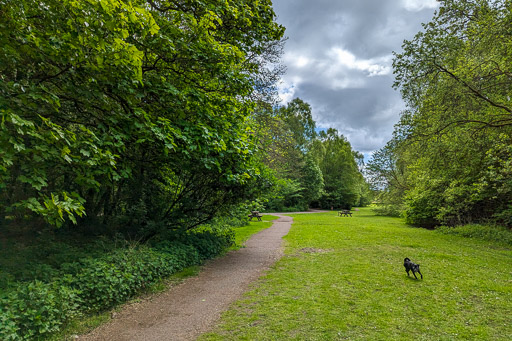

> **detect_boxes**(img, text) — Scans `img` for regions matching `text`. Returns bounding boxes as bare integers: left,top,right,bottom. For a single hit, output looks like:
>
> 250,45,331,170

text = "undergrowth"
0,213,279,340
0,228,233,340
435,224,512,246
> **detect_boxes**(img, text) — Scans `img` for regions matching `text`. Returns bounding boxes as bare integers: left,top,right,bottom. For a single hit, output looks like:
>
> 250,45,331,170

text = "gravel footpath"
79,214,293,341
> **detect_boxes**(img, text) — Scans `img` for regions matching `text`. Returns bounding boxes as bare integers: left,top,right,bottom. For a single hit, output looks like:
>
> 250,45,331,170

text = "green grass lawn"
201,208,512,340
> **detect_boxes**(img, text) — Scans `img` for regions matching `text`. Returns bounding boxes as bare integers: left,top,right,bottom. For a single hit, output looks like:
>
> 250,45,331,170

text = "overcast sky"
272,0,439,156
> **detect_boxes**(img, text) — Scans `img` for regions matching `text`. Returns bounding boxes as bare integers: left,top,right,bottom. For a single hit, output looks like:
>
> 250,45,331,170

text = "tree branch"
433,61,512,114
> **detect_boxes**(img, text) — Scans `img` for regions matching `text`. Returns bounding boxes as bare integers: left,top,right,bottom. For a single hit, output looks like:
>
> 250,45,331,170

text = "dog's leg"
406,269,410,276
412,271,418,279
418,270,423,279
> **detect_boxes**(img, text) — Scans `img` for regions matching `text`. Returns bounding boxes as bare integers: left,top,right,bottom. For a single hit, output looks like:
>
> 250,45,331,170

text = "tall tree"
366,137,408,216
252,98,320,211
0,0,285,231
375,0,512,226
278,98,317,152
314,128,368,209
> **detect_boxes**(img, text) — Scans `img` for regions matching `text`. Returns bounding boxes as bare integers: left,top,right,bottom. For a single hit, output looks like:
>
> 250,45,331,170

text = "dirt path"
79,214,293,341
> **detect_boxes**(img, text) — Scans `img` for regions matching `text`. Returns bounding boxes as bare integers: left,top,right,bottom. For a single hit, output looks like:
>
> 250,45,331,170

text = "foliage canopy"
369,0,512,227
0,0,284,232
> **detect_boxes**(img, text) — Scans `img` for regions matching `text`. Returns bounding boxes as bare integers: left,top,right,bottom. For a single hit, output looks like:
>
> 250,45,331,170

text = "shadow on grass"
404,275,424,282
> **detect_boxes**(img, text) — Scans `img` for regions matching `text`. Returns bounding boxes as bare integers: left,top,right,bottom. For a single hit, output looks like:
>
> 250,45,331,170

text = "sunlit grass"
201,208,512,340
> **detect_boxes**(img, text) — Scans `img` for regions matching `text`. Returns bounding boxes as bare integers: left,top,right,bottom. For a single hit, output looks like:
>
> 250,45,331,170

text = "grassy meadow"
201,208,512,340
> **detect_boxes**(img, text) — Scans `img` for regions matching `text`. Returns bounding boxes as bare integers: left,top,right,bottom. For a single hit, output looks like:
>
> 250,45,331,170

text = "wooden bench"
248,211,263,221
338,210,352,217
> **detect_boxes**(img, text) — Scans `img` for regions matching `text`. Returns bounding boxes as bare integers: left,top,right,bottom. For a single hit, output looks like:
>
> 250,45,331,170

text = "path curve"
79,214,293,341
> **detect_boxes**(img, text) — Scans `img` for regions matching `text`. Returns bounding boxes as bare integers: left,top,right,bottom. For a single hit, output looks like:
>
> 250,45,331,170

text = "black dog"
404,258,423,279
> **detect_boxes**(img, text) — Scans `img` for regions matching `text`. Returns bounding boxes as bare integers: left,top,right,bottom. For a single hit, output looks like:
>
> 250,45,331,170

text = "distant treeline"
254,98,371,212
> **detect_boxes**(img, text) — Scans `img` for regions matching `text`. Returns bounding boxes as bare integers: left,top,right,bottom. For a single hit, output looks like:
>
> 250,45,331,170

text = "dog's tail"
404,257,410,262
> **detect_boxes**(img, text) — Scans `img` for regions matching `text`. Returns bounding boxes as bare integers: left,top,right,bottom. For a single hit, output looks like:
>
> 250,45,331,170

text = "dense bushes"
71,246,199,313
0,229,234,340
0,236,113,289
0,281,79,340
178,230,234,261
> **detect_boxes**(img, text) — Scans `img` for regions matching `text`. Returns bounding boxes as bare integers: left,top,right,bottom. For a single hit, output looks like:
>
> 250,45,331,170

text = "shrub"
152,228,235,260
371,204,402,217
209,203,253,229
71,246,199,313
436,224,512,246
178,229,235,260
0,229,235,340
0,281,79,340
0,234,114,288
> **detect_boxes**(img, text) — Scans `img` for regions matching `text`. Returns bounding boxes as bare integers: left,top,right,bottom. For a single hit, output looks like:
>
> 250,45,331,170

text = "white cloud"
402,0,439,12
284,53,312,68
347,130,389,153
329,77,365,90
295,56,310,68
277,79,298,104
328,48,392,77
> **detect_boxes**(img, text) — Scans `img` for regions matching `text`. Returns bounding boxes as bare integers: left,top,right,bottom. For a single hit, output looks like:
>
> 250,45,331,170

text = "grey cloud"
294,80,402,152
272,0,438,153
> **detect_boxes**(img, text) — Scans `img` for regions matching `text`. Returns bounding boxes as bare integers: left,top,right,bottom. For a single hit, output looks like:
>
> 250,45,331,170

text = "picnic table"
338,210,352,217
248,210,263,221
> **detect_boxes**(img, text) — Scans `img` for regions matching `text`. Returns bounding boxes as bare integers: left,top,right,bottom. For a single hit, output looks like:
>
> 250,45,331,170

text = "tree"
278,98,317,151
394,0,512,132
251,98,370,211
366,135,409,216
314,128,368,209
0,0,285,232
299,156,324,207
378,0,512,226
252,98,322,211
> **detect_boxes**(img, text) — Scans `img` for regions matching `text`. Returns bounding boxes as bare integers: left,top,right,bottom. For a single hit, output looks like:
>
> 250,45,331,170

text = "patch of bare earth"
297,247,333,254
78,215,293,341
